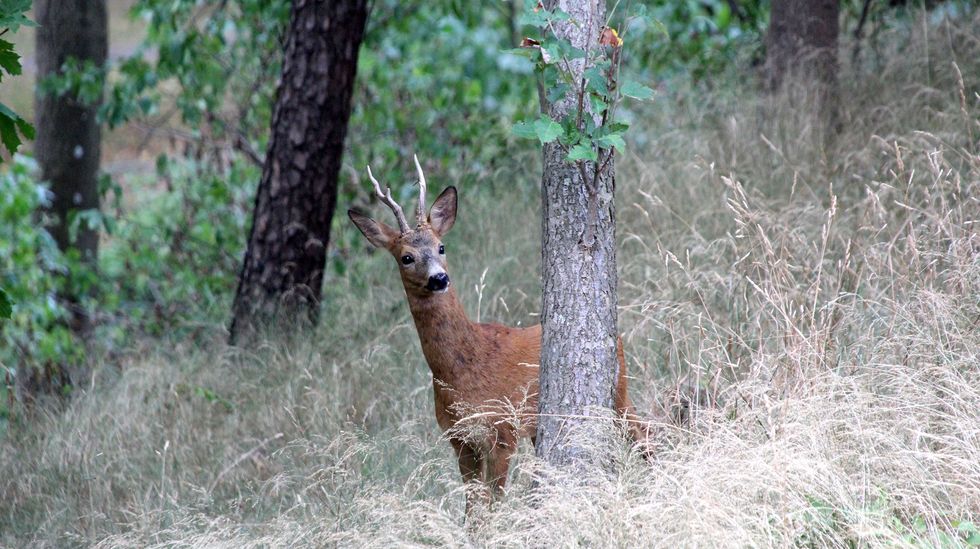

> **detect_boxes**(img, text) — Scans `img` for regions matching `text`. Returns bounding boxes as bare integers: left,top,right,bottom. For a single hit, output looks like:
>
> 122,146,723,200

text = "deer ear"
428,186,457,237
348,210,399,249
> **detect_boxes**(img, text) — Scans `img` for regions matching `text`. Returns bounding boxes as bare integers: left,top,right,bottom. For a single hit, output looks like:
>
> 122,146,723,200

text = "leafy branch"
0,0,36,163
510,1,654,246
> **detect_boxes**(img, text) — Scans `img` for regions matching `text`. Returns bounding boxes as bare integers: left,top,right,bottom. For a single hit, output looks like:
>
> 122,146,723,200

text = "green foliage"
0,150,255,375
37,58,106,105
91,0,541,276
957,520,980,546
0,287,12,319
0,0,33,32
96,156,257,337
100,1,537,190
511,2,653,170
0,0,34,163
628,0,768,82
0,156,83,376
351,2,537,180
100,0,287,141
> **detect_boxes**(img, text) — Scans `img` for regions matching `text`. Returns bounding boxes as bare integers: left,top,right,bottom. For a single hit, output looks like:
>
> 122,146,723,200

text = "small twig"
580,148,614,249
234,133,264,168
536,73,549,114
851,0,873,67
575,76,587,131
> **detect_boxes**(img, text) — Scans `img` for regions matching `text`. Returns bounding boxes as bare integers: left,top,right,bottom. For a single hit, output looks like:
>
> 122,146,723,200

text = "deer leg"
617,388,655,460
451,439,489,516
485,439,516,503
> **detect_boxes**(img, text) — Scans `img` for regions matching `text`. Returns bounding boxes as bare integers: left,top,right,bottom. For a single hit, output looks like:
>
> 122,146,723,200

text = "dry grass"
2,10,979,548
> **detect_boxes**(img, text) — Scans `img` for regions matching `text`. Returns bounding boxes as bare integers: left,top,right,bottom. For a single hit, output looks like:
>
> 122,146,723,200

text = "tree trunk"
229,0,368,344
34,0,107,338
766,0,840,133
535,0,620,469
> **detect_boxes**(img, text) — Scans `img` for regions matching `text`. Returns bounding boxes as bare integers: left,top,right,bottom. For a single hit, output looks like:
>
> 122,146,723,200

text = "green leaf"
517,8,549,27
0,107,22,155
547,82,571,104
0,101,31,157
511,121,537,139
503,47,536,59
596,133,626,153
533,116,563,144
715,2,732,29
15,116,34,140
0,287,12,320
607,122,630,134
589,94,608,114
621,80,655,101
0,39,22,80
584,66,609,96
566,143,597,162
0,0,34,33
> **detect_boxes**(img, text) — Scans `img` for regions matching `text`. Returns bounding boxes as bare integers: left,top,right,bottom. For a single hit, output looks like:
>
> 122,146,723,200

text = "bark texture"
34,0,107,328
535,0,620,468
23,0,107,400
229,0,368,344
766,0,840,133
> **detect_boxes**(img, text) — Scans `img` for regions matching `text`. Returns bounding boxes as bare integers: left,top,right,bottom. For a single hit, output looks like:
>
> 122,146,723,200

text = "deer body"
349,157,645,512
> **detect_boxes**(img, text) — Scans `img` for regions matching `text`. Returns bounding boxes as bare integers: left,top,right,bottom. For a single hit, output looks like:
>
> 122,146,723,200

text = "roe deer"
348,156,649,512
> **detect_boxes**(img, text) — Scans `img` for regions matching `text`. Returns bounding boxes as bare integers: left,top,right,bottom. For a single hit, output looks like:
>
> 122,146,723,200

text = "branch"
851,0,874,66
233,134,264,168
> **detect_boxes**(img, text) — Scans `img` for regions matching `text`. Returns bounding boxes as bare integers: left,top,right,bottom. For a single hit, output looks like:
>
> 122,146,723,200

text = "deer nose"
426,272,450,292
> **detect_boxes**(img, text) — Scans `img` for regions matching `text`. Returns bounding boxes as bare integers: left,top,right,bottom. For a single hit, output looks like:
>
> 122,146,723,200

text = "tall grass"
2,10,979,548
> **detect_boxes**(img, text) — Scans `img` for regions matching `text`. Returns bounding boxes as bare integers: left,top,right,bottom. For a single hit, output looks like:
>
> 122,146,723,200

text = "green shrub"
0,156,82,405
97,156,257,337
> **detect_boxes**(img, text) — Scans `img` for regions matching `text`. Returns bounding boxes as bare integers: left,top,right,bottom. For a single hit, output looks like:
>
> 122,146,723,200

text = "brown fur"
350,185,648,512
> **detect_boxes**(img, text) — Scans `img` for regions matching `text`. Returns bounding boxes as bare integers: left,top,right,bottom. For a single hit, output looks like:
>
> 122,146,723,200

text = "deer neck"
406,287,480,381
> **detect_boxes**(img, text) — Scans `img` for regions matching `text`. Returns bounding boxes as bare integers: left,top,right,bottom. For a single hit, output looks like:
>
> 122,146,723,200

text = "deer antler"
414,154,427,226
366,165,411,233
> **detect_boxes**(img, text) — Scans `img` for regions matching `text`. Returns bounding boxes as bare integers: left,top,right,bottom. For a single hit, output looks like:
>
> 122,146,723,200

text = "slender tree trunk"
766,0,840,135
535,0,620,469
24,0,107,399
35,0,107,335
229,0,368,344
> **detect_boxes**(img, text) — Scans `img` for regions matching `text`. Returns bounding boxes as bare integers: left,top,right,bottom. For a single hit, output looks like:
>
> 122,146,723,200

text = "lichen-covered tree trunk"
766,0,840,134
535,0,619,468
229,0,368,344
35,0,107,336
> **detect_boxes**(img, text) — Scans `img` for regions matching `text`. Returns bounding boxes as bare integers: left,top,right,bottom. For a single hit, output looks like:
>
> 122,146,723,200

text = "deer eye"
400,254,415,265
438,244,445,255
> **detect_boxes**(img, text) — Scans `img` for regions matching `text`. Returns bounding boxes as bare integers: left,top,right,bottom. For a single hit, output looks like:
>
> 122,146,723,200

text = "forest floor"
1,9,979,549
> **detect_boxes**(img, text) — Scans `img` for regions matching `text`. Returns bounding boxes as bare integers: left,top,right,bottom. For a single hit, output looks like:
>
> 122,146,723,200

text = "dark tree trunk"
535,0,619,469
34,0,107,338
766,0,840,134
229,0,368,344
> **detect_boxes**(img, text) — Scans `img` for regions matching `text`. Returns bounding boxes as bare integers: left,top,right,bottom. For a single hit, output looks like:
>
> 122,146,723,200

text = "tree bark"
534,0,620,469
35,0,107,338
229,0,368,344
766,0,840,134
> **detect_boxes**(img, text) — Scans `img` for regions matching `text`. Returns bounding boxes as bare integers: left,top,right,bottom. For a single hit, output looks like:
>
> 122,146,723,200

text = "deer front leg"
451,439,489,516
486,441,515,500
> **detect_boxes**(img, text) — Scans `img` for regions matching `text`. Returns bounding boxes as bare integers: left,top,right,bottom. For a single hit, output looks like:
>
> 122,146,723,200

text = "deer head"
348,155,458,298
